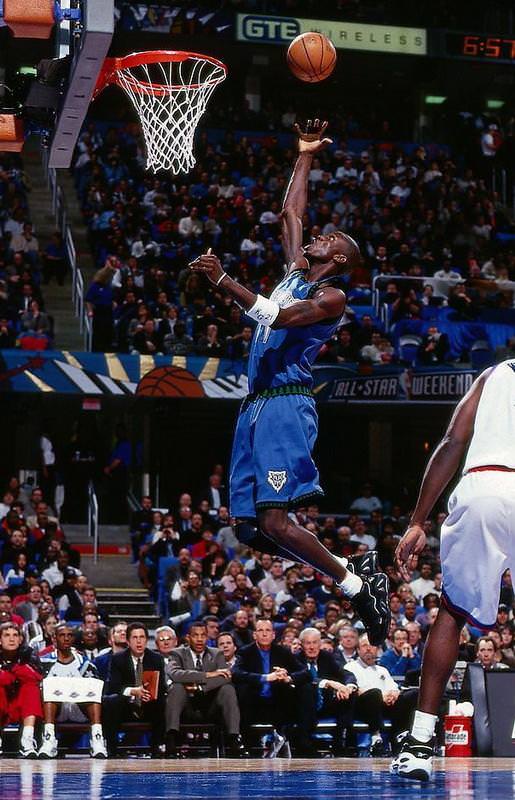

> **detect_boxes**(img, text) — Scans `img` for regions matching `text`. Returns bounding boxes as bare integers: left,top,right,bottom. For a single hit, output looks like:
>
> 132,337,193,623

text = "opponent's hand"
294,119,333,154
395,524,427,581
189,248,225,285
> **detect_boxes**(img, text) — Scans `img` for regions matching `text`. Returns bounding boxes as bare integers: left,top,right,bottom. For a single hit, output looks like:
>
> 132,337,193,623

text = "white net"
115,56,226,174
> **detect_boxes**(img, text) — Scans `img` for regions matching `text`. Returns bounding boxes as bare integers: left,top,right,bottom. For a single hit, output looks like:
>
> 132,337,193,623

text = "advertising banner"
236,14,427,56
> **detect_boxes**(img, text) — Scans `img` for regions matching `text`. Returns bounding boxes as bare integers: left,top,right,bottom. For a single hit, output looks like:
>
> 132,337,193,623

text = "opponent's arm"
189,251,345,329
395,368,492,579
281,119,332,268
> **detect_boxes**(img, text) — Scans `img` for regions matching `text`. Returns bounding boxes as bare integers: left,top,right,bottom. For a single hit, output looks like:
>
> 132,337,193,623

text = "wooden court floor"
1,757,514,799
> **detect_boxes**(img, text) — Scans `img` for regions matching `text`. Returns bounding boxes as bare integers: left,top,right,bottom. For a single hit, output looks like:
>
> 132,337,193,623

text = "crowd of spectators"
77,109,514,363
0,467,513,758
0,155,66,350
124,465,514,757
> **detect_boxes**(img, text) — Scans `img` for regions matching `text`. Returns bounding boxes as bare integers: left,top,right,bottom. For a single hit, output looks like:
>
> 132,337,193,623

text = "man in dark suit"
102,622,166,757
165,620,247,757
204,474,227,513
298,627,357,754
232,618,310,753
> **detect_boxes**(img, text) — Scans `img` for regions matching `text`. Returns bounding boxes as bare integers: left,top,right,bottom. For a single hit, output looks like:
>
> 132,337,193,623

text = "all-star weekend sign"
236,14,427,56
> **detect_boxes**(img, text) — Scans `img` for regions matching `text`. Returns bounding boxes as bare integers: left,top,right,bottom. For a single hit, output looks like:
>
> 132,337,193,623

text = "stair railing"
88,480,99,564
43,150,92,350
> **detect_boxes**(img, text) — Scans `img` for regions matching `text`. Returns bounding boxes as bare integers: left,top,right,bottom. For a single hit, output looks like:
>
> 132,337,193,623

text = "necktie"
309,662,323,711
195,654,203,671
134,657,143,712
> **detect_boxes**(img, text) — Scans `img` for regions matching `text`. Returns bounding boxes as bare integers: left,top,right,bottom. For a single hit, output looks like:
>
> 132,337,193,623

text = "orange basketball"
287,32,337,83
136,365,205,398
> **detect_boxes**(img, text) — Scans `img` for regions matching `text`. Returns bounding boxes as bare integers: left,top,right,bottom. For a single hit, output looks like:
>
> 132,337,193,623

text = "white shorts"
441,470,515,628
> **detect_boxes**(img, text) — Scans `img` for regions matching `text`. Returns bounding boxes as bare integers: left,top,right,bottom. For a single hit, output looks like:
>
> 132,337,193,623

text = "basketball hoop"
94,51,227,174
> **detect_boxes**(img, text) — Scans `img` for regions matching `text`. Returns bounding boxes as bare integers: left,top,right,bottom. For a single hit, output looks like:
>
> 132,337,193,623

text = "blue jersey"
247,269,344,393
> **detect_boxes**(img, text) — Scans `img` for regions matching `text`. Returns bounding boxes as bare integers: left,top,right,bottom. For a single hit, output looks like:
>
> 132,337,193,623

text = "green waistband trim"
247,384,313,401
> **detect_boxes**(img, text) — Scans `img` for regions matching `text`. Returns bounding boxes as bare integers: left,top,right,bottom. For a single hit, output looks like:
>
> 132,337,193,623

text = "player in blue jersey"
190,121,389,645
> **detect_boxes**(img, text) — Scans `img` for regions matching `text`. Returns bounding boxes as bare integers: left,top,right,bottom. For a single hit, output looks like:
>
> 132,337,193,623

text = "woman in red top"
0,622,43,757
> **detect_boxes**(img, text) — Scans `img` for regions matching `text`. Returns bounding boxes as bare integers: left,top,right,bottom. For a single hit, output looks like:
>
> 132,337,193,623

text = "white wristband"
216,272,228,286
247,294,280,327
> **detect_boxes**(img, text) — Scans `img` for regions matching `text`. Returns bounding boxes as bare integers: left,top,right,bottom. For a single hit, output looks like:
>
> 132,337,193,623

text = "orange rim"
94,50,227,98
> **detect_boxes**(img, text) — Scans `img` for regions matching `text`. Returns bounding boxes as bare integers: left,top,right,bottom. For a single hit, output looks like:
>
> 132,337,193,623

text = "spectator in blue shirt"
379,628,421,678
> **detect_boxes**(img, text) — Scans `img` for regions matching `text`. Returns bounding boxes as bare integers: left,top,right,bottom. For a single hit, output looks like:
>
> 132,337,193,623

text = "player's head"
303,230,360,272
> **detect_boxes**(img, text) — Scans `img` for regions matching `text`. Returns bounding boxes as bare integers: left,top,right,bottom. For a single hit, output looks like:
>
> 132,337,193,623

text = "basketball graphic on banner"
136,365,205,398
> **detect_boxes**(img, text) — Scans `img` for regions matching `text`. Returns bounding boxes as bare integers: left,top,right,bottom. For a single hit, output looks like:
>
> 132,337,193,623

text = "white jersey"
463,360,515,472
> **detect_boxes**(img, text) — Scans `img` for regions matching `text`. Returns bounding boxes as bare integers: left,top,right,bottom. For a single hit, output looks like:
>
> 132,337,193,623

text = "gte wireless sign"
238,15,300,43
236,14,427,56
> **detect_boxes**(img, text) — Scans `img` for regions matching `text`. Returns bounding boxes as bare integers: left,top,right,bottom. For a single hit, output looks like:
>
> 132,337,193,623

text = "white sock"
338,570,363,598
91,723,103,738
411,710,438,743
44,723,55,737
21,725,34,743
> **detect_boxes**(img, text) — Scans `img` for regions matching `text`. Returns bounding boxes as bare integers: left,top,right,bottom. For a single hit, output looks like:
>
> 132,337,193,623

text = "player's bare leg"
418,606,463,714
259,508,347,579
391,605,464,782
259,508,390,645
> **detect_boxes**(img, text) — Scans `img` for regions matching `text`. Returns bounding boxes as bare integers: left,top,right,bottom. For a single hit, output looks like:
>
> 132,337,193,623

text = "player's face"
56,627,74,652
304,231,346,263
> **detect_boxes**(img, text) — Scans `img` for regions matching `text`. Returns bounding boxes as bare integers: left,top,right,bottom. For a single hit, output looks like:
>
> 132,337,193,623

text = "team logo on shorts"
267,470,287,493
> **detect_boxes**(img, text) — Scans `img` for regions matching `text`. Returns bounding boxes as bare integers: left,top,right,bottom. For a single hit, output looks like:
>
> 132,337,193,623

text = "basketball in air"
287,32,337,83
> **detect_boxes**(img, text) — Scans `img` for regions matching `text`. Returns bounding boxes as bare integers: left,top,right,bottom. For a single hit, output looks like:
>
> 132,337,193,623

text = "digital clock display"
445,32,515,63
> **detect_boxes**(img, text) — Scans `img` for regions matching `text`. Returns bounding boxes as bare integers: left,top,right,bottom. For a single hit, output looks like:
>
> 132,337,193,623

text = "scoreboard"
436,30,515,65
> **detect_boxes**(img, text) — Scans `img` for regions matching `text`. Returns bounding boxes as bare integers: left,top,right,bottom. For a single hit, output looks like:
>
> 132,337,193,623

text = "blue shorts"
229,393,323,519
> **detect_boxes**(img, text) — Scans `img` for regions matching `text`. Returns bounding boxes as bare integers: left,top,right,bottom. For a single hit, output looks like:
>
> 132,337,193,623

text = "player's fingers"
206,247,212,255
314,118,320,129
321,138,333,146
320,120,328,133
407,553,419,572
307,118,312,131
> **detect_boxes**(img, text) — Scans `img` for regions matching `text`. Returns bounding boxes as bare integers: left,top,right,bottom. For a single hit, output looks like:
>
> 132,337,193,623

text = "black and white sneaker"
350,573,390,646
19,736,38,759
390,734,435,781
346,551,379,578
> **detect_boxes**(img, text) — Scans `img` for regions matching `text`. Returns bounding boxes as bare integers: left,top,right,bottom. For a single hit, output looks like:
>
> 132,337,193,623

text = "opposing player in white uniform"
39,623,107,758
391,360,515,781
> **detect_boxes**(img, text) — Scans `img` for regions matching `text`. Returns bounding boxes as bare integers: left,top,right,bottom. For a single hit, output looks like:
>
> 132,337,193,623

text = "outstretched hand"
294,119,333,154
394,524,427,582
189,248,225,286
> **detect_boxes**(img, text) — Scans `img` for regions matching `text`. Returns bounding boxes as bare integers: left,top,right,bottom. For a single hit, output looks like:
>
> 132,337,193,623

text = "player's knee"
259,509,288,540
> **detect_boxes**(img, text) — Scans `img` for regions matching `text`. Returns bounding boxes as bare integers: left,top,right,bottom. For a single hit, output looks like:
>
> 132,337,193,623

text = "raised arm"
395,368,492,579
281,120,332,268
189,251,344,329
